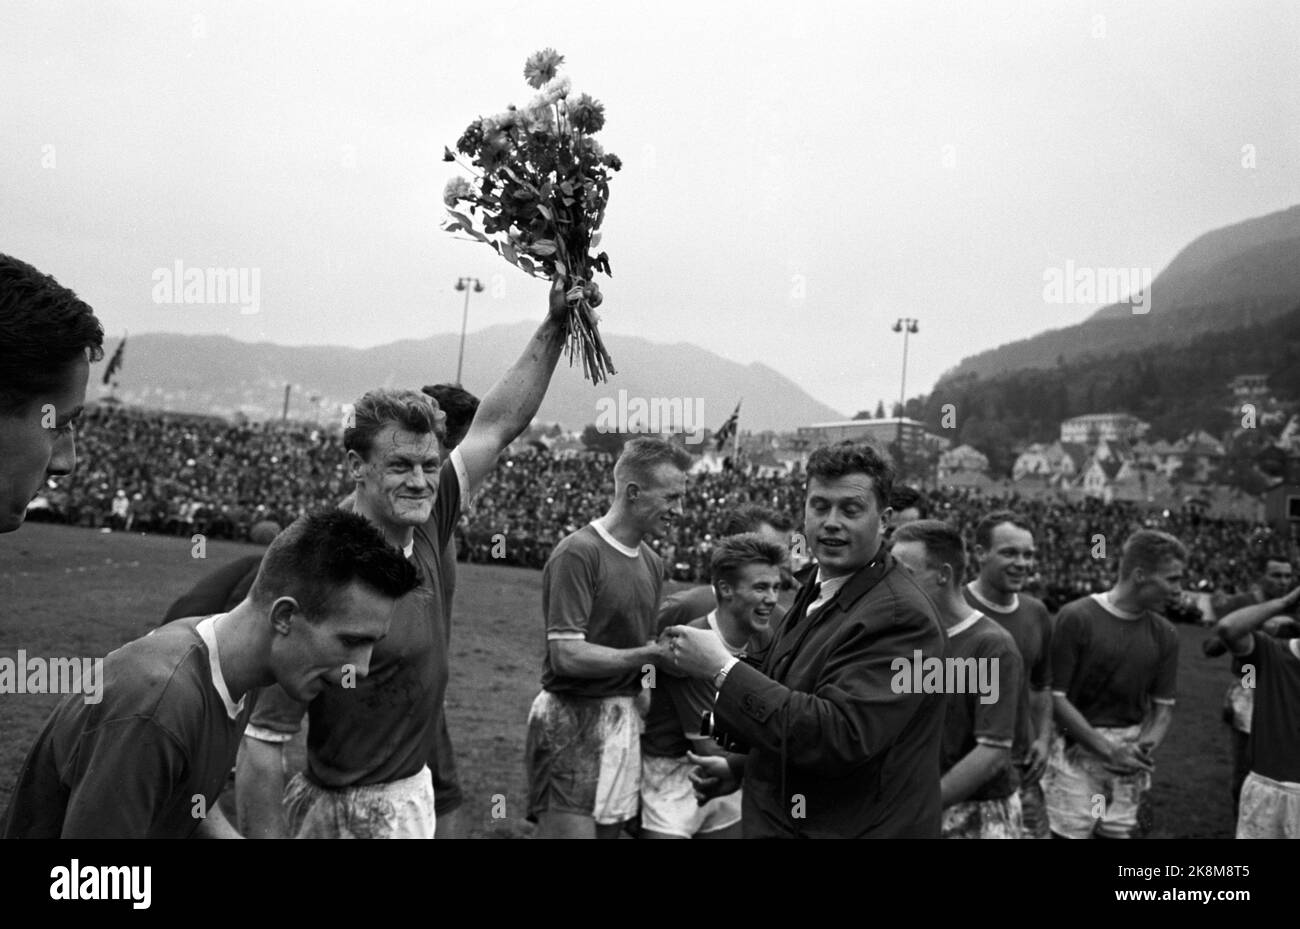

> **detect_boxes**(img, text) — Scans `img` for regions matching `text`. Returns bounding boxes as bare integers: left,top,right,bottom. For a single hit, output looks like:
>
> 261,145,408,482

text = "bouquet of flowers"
442,49,621,383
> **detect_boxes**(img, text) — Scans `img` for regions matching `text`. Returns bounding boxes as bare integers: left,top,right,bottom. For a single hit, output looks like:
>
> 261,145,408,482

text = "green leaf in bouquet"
590,232,601,248
446,209,491,245
531,240,557,256
537,204,554,221
500,241,519,266
562,196,576,206
446,209,478,233
517,255,537,274
512,189,534,200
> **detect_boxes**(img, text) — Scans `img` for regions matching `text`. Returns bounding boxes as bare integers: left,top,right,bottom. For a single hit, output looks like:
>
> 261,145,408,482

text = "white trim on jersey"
965,583,1019,615
946,610,985,639
590,519,641,558
197,614,245,720
1091,591,1142,620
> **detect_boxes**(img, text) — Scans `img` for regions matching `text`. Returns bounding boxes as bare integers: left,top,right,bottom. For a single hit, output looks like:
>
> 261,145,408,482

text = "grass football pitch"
0,523,1239,838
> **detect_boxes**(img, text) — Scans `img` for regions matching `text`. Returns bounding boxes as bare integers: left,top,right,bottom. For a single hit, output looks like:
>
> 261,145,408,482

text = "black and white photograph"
1,0,1296,905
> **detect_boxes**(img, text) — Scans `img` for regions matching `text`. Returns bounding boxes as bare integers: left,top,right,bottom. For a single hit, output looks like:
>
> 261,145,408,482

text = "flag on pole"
714,399,741,452
102,335,127,385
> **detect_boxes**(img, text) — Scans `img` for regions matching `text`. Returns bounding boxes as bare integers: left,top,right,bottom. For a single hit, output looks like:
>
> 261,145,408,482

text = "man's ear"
625,481,641,503
346,449,368,482
270,596,300,635
938,563,955,588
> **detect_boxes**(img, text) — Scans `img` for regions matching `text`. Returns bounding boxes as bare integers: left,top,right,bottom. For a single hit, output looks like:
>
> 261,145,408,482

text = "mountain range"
91,325,843,433
941,204,1300,382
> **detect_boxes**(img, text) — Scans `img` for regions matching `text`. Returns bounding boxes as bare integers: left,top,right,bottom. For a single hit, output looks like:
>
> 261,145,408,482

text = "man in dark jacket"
667,440,946,837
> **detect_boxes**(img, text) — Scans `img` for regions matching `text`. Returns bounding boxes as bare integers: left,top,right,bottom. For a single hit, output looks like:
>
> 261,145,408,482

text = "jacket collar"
809,545,892,619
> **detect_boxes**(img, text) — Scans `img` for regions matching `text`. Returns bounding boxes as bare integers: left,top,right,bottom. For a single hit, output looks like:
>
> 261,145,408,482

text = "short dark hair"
973,509,1034,550
892,519,967,584
888,485,926,517
614,437,693,492
805,440,894,510
720,504,793,537
345,388,446,459
1119,530,1187,579
711,532,788,590
0,254,105,415
251,509,420,617
422,384,480,449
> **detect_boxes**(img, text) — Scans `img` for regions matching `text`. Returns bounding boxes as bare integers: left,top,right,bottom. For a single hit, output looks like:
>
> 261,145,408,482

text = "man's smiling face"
977,521,1036,594
349,423,441,531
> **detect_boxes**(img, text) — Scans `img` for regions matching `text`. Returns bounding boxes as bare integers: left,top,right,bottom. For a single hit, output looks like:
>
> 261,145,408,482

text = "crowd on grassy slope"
31,405,1286,614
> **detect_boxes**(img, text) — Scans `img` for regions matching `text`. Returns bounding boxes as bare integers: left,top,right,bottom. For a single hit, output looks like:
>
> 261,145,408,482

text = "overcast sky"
3,0,1298,416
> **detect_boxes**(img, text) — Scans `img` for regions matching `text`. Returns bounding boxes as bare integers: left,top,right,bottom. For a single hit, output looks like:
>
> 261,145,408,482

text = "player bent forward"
0,511,418,838
639,533,785,839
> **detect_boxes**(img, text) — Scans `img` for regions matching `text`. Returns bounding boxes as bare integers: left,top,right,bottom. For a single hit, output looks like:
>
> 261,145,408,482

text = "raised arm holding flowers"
442,49,621,383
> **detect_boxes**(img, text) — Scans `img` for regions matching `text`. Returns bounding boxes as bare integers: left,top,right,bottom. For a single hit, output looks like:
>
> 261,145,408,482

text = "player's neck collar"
707,610,748,656
1093,590,1142,620
197,614,246,720
591,518,640,557
967,582,1018,614
947,610,984,638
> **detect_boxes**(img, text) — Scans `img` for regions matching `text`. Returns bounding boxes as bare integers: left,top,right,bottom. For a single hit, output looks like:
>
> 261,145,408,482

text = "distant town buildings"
1059,412,1149,445
937,444,989,480
795,418,951,457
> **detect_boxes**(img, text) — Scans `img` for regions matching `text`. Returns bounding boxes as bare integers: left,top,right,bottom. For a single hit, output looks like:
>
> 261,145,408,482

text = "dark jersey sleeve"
430,455,465,552
973,635,1024,749
247,682,308,739
1030,601,1053,690
544,540,598,639
1151,622,1179,703
1050,604,1085,695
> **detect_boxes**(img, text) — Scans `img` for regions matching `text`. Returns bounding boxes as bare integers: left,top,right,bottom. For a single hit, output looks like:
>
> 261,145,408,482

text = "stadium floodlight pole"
454,277,485,386
892,318,919,472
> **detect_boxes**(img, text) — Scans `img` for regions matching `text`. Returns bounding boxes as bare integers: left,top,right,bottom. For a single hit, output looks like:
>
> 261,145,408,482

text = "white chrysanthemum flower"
443,176,474,207
523,48,564,89
542,75,571,103
522,103,556,135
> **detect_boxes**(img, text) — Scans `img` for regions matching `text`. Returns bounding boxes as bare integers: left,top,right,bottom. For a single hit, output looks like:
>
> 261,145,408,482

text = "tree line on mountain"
912,302,1300,479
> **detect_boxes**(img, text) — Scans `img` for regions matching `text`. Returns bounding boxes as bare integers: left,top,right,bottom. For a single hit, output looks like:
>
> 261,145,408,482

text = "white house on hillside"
938,444,989,480
1060,413,1149,445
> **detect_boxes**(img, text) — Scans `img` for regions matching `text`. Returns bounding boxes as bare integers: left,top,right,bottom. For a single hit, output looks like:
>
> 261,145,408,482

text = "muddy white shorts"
640,754,742,837
525,691,642,825
1043,726,1151,839
284,765,436,838
1236,771,1300,839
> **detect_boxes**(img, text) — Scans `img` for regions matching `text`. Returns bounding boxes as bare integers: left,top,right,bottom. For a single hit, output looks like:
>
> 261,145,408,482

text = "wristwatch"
712,656,740,690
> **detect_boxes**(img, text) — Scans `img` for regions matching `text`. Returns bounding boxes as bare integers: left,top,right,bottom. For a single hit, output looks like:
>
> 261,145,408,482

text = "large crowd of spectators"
30,406,1292,615
28,405,349,541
